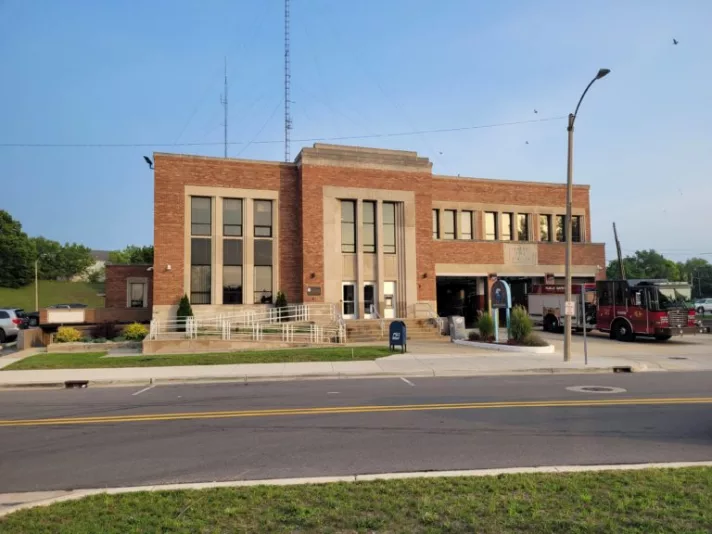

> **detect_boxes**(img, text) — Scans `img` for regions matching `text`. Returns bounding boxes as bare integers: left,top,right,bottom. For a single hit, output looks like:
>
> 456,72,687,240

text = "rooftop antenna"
220,56,228,158
284,0,292,162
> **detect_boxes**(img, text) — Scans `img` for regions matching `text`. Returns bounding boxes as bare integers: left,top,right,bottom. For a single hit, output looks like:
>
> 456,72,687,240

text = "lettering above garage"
504,244,538,265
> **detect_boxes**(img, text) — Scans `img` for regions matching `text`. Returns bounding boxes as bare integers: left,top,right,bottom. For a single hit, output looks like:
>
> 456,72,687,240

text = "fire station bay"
141,143,605,326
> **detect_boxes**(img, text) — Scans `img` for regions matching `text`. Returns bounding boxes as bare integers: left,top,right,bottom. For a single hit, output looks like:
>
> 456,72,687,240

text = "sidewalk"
0,349,646,388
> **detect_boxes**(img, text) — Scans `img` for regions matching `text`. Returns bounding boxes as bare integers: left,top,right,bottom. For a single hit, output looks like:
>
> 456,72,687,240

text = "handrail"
414,302,444,333
369,304,386,338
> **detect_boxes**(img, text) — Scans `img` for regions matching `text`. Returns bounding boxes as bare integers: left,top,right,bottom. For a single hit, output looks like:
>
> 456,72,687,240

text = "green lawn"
3,346,395,370
0,281,104,311
2,468,711,533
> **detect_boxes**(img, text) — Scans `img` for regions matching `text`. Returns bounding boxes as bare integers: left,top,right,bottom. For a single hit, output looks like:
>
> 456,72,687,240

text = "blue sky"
1,0,710,262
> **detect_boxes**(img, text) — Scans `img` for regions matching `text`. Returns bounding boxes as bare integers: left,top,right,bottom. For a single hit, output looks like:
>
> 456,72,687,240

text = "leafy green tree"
109,245,154,265
30,236,63,280
678,257,712,298
58,243,94,280
607,249,683,281
176,294,193,332
0,210,33,288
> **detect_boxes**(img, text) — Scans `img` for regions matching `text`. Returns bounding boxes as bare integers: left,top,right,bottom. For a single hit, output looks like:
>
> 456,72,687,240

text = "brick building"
107,143,605,326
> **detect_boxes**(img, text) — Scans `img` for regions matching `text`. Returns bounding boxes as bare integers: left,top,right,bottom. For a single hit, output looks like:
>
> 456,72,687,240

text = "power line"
0,115,566,149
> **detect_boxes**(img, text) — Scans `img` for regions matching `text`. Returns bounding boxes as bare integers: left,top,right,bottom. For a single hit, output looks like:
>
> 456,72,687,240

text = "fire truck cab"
596,280,700,341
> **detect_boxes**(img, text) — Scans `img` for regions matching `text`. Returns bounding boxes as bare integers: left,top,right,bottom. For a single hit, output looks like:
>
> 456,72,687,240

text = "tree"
176,294,194,333
0,210,34,288
31,236,63,280
606,249,682,281
109,245,154,265
57,243,94,280
679,257,712,298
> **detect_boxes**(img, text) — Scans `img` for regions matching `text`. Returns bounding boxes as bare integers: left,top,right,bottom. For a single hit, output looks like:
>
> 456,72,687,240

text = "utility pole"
613,222,625,280
284,0,292,162
34,258,39,311
221,57,228,158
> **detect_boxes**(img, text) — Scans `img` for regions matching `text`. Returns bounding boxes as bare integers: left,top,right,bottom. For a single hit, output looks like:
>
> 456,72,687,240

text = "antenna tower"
284,0,292,162
220,57,228,158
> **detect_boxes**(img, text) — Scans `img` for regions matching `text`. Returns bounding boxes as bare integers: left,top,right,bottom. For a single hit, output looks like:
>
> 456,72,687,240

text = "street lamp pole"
564,68,610,362
34,258,39,312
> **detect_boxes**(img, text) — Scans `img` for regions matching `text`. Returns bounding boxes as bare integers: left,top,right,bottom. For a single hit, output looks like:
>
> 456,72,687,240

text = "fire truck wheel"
655,335,672,341
613,319,635,342
697,307,705,314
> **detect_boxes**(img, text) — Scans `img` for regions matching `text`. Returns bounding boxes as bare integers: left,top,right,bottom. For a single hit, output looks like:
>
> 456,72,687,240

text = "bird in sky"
533,109,538,114
525,141,529,145
673,38,679,45
143,156,154,169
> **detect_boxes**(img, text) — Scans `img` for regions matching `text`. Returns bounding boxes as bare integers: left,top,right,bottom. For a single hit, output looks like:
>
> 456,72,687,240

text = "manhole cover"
668,357,688,360
566,385,627,394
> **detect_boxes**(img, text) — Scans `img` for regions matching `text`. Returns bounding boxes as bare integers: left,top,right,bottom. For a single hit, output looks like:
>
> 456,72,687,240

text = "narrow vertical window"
190,197,212,304
572,216,582,242
517,214,529,241
443,210,456,240
341,200,356,253
383,202,396,254
432,209,440,239
254,200,273,237
223,240,243,304
539,215,551,242
223,198,242,236
485,212,497,240
555,215,565,242
501,213,513,241
363,201,376,253
254,240,273,304
460,211,473,240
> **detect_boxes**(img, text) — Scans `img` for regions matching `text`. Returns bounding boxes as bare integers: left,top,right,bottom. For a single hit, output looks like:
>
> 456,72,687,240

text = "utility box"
448,316,466,341
389,320,407,352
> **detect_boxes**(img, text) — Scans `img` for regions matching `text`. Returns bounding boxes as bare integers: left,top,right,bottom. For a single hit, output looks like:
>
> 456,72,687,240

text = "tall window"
223,240,243,304
383,202,396,254
254,240,273,303
341,200,356,253
432,209,440,239
539,215,551,242
460,211,473,240
190,197,212,304
485,212,497,240
254,200,273,237
555,215,565,242
517,214,529,241
443,209,456,240
191,237,211,304
363,201,376,253
502,213,513,241
128,282,146,308
223,198,242,236
572,216,582,242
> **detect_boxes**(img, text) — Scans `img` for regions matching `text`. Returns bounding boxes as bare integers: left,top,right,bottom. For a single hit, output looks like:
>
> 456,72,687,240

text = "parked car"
0,308,27,343
694,298,712,314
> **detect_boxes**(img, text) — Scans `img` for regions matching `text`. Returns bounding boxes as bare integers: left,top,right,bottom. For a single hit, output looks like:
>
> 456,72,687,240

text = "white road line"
327,392,340,394
400,377,415,387
132,385,155,396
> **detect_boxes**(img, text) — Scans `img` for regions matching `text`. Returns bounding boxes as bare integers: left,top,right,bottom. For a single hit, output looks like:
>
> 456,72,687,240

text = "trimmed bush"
509,305,533,343
477,312,495,341
518,333,549,347
55,326,82,343
123,322,149,341
468,331,481,342
275,290,288,322
176,294,193,332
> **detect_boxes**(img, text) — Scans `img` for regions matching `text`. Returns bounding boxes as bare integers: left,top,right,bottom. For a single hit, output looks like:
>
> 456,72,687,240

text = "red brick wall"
154,154,297,306
105,265,153,309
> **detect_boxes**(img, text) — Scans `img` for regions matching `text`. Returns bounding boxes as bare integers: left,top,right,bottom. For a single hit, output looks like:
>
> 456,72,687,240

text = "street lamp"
34,253,50,311
564,68,610,363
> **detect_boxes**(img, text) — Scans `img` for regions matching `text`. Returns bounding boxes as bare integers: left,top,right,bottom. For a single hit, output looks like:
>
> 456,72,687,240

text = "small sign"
306,286,321,296
490,279,512,309
564,301,575,316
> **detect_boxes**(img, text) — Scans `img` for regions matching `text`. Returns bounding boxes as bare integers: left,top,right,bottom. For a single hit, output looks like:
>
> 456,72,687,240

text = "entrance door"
364,283,376,319
342,282,357,319
384,281,396,318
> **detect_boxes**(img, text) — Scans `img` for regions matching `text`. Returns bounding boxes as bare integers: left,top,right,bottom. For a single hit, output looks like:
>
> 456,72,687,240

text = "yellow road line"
0,397,712,427
1,397,711,427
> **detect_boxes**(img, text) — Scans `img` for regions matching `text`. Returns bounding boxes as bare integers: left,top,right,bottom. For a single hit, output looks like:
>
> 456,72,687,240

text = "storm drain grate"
668,357,688,360
64,381,89,389
566,385,627,394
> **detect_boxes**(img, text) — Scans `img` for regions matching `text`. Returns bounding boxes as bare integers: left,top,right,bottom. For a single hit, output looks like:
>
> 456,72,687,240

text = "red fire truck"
529,280,701,342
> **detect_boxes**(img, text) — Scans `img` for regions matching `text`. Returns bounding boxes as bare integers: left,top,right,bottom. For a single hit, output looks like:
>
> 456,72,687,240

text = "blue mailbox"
389,320,407,352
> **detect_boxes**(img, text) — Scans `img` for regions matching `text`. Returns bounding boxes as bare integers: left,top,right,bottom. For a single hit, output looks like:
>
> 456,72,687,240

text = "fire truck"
528,280,702,342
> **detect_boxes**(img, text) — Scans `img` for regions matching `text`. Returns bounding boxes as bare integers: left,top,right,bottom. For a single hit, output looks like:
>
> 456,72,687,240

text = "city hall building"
110,143,605,326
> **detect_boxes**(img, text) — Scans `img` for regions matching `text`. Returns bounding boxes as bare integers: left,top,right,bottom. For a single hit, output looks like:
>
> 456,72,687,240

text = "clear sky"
1,0,710,262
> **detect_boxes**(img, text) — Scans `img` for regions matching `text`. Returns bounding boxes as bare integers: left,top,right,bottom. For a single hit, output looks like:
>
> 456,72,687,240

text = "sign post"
490,279,512,343
581,286,588,365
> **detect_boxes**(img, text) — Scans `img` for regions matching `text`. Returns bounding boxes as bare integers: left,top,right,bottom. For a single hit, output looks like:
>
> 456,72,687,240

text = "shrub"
468,331,481,342
275,291,288,321
90,322,118,340
518,333,549,347
92,337,107,344
123,322,149,341
55,326,82,343
509,305,533,343
176,294,193,332
477,312,495,341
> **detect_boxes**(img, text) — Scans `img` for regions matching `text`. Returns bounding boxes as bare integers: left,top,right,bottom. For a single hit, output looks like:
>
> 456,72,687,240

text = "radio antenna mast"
220,57,228,158
284,0,292,162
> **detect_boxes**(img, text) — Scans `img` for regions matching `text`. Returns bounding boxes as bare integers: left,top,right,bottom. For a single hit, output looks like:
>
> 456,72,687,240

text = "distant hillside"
0,282,105,311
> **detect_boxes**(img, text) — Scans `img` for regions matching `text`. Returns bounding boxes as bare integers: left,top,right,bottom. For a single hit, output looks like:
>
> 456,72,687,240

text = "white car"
694,298,712,314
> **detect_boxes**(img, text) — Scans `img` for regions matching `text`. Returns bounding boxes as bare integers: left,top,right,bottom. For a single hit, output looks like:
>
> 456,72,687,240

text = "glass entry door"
364,283,375,318
342,282,357,319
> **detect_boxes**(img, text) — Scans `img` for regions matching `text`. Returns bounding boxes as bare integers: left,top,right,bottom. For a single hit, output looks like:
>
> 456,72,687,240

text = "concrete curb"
2,461,712,518
454,339,555,354
0,364,646,389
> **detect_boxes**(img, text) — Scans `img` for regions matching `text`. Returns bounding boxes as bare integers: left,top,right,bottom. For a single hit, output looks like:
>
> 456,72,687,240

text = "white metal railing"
148,304,345,345
369,304,386,337
413,302,445,333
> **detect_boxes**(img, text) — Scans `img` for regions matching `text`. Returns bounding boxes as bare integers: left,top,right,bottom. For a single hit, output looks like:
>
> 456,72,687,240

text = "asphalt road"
0,372,711,493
